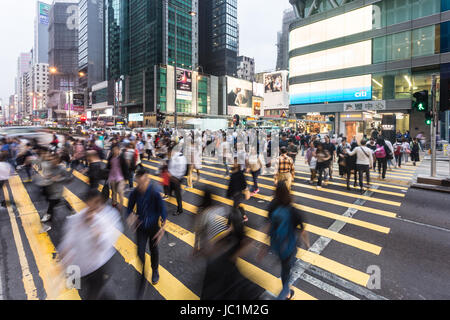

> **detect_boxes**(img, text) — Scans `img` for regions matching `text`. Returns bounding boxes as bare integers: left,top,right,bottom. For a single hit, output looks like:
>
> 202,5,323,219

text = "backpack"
394,145,401,156
375,145,386,158
269,206,297,260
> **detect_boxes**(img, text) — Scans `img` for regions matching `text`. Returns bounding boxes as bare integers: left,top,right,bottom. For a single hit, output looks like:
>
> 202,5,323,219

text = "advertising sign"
290,75,372,105
39,2,50,25
227,77,253,111
128,113,143,122
253,82,264,97
264,73,283,93
343,100,386,112
177,69,192,101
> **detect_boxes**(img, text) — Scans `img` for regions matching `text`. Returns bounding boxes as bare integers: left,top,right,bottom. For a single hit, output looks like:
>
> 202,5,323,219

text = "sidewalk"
411,151,450,193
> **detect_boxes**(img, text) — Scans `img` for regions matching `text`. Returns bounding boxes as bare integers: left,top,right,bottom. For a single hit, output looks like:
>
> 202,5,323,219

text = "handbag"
101,180,110,201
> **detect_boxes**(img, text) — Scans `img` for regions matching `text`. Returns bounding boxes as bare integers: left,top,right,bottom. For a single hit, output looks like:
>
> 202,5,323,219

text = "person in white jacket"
59,189,123,300
346,139,373,194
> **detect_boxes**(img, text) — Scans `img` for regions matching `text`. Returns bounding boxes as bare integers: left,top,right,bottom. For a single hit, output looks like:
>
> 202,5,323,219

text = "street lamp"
165,0,197,129
49,66,85,126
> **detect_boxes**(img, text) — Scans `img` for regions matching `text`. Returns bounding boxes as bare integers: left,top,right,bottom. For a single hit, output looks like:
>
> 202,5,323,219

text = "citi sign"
354,90,368,98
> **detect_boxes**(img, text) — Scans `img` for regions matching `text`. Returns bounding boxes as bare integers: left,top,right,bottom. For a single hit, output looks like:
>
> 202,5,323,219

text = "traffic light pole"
431,74,438,177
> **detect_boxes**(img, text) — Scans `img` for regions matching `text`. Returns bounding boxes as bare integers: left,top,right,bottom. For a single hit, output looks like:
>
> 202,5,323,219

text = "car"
0,126,54,144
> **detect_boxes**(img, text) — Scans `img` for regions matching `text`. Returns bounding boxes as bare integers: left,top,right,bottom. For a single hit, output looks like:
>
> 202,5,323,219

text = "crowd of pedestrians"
0,125,424,300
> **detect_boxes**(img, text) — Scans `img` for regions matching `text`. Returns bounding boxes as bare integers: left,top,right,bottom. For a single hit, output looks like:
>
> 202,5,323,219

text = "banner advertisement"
227,77,253,112
177,69,192,101
264,73,283,93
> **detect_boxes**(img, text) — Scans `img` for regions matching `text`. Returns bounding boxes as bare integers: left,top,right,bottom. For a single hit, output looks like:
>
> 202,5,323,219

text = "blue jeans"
277,252,296,300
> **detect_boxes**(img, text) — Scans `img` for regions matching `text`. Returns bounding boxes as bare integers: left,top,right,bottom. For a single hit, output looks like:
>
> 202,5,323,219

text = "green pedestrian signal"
425,111,432,125
413,90,428,112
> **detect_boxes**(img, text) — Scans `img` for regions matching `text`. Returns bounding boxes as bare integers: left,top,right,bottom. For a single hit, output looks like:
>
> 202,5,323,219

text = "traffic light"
425,111,432,125
242,118,247,126
233,114,240,126
413,90,428,112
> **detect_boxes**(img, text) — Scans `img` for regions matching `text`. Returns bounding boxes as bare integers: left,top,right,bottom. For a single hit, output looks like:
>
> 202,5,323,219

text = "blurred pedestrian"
127,169,167,299
59,189,122,300
258,181,310,300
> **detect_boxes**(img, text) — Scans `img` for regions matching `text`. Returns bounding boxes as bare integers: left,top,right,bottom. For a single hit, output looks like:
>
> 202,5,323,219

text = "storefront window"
373,0,441,30
412,25,437,57
388,31,411,61
395,70,412,99
372,76,384,100
372,69,412,100
412,72,435,92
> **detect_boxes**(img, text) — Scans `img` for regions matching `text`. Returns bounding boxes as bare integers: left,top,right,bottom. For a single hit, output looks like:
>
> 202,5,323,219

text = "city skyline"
0,0,292,105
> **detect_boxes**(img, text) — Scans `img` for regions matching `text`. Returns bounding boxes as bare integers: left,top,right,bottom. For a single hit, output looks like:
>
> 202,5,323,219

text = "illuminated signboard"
290,41,371,78
176,68,192,101
128,113,143,122
39,2,50,26
290,75,372,105
289,5,373,52
227,77,253,113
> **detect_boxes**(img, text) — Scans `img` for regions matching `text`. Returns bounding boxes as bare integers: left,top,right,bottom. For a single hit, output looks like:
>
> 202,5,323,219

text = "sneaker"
151,269,160,285
162,195,169,199
41,214,51,223
40,224,51,233
242,215,249,222
252,189,260,195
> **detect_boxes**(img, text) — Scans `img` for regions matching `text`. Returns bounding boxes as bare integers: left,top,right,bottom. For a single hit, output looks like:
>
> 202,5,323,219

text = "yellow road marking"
294,163,414,178
62,186,199,300
3,184,38,300
120,168,384,282
69,170,316,299
185,163,402,207
200,158,410,190
193,160,405,198
244,228,370,287
8,176,80,300
144,164,390,234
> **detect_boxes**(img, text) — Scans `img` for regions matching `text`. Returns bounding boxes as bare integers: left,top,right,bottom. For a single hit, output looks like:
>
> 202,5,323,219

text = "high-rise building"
30,63,50,122
276,8,296,71
199,0,239,77
16,52,33,119
288,0,450,140
48,0,79,121
34,1,51,65
118,0,198,116
237,56,255,81
78,0,105,90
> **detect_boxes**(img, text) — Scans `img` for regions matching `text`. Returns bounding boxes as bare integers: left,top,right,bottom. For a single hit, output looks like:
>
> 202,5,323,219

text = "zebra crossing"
0,154,420,300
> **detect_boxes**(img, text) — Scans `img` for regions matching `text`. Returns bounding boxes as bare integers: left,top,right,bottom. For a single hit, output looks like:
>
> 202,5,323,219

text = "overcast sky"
0,0,293,105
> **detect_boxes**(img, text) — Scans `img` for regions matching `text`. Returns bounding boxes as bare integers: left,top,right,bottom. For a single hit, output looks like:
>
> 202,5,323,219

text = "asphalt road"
1,156,449,300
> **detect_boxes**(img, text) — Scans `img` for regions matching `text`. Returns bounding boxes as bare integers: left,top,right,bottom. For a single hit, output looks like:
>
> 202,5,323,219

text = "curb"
411,183,450,194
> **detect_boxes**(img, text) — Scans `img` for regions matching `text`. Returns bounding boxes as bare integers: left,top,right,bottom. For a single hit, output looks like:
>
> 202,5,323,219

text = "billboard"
129,113,143,122
290,41,372,78
227,77,253,112
290,75,372,105
264,73,283,93
289,5,373,51
39,2,50,26
253,82,264,97
177,68,192,101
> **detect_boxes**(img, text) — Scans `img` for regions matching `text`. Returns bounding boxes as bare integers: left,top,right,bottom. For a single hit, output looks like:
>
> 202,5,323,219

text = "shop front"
296,113,335,134
339,111,410,142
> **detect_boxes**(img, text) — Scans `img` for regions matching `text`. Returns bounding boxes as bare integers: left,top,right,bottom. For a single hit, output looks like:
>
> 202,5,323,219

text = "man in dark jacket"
127,168,167,299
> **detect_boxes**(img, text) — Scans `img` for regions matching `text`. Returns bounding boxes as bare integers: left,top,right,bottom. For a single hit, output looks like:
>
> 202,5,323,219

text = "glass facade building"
199,0,238,77
289,0,450,141
113,0,197,117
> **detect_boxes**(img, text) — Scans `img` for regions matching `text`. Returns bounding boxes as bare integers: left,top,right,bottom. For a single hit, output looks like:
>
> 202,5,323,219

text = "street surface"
1,155,450,300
